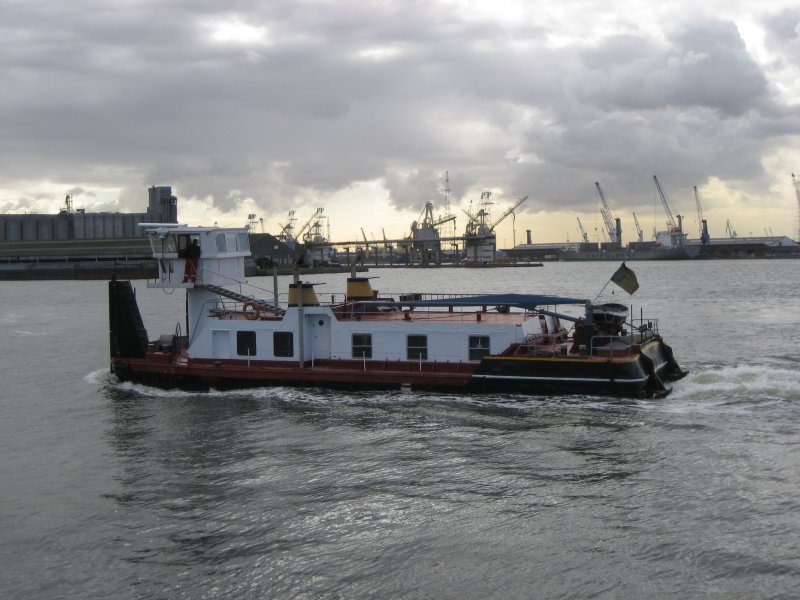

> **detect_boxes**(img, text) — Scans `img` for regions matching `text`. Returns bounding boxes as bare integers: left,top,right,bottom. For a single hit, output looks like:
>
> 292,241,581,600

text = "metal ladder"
199,283,284,314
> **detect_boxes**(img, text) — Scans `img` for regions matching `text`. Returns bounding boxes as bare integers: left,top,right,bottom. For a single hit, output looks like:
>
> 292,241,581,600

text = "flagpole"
593,279,611,303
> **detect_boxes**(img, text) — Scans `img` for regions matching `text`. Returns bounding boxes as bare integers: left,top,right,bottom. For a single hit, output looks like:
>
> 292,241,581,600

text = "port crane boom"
653,175,678,230
632,212,644,242
694,186,711,245
595,182,617,243
463,194,527,236
492,196,528,229
296,208,323,240
576,217,589,243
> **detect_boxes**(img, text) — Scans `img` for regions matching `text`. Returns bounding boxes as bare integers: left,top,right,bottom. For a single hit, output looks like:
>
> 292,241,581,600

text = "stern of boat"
108,279,149,375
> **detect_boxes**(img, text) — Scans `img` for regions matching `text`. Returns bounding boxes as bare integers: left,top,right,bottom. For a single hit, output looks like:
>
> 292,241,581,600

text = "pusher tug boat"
109,225,686,398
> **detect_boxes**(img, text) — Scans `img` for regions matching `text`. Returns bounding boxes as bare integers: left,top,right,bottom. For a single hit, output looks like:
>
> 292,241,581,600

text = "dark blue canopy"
363,293,589,310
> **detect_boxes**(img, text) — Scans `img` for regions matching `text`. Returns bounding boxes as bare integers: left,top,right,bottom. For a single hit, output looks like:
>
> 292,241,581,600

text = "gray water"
1,260,799,599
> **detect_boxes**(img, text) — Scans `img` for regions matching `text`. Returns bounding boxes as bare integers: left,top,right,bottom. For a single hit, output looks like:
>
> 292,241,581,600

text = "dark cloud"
0,2,796,223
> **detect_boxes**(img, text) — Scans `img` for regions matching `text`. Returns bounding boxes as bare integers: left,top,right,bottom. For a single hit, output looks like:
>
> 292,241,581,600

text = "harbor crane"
693,186,711,245
726,219,738,238
576,217,589,243
463,194,528,236
277,210,297,242
632,212,644,242
653,175,679,231
595,182,618,243
296,208,323,241
414,202,456,233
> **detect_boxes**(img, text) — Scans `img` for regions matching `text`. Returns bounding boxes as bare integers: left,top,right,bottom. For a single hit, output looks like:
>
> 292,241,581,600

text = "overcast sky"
1,0,799,243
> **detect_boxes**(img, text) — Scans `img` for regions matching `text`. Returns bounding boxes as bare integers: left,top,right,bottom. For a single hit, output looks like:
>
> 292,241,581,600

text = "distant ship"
557,241,701,261
557,223,700,261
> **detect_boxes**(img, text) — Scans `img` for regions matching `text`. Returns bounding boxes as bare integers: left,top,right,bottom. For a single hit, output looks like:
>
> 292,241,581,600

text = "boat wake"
93,363,799,416
95,370,632,415
666,364,800,407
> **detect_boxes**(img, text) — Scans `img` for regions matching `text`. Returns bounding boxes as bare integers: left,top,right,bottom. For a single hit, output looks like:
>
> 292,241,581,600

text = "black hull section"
470,340,684,398
108,280,149,359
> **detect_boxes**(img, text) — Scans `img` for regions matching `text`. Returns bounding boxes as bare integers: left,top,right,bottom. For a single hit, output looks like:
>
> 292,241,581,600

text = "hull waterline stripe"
472,374,651,384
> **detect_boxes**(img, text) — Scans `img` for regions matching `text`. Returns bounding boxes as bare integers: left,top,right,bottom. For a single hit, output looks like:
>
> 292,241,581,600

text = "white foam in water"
84,369,112,385
93,363,799,410
666,364,800,406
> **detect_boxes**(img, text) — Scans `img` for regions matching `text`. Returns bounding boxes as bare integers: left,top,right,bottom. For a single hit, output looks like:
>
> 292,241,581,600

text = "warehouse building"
0,186,177,242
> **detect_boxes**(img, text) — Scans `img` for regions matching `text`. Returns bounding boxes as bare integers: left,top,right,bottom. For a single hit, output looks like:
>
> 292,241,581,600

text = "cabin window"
273,332,293,357
161,234,178,254
352,334,372,359
225,233,238,253
469,336,491,361
407,335,427,360
216,233,227,253
237,331,257,357
237,232,250,253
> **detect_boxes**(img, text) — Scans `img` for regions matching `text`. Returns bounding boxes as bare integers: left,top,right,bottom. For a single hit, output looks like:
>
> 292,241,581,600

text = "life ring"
243,302,261,320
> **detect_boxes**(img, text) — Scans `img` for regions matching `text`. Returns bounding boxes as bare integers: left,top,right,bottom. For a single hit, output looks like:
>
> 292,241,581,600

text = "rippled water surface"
1,260,799,599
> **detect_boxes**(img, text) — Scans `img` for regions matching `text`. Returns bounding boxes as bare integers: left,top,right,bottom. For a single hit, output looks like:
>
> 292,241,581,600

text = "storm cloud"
1,0,797,234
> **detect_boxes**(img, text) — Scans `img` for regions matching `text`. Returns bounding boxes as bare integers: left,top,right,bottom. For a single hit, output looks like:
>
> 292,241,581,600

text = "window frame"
273,331,294,357
236,331,257,357
468,335,491,361
215,233,227,253
352,333,373,359
406,334,428,360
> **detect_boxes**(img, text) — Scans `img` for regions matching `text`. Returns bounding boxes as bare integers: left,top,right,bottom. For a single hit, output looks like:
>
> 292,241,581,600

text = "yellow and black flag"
611,262,639,295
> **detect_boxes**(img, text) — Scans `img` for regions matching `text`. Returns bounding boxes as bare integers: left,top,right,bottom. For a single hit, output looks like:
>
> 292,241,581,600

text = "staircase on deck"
198,283,284,314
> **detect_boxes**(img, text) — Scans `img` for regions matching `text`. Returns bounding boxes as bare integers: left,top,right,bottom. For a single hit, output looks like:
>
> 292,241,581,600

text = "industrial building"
0,186,177,242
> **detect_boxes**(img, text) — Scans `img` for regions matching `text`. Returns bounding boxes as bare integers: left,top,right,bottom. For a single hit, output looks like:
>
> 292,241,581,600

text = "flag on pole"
610,262,639,294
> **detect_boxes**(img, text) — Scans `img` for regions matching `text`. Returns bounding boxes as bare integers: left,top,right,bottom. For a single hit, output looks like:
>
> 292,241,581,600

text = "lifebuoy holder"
243,302,261,320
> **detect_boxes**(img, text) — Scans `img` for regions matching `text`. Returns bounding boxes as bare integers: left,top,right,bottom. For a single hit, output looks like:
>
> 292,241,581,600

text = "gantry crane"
595,182,618,243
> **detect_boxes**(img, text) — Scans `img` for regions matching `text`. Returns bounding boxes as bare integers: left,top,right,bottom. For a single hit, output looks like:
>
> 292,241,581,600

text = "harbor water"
1,260,799,599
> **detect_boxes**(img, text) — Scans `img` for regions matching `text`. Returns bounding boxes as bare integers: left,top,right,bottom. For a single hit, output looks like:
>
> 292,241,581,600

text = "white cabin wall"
330,321,520,362
188,306,528,363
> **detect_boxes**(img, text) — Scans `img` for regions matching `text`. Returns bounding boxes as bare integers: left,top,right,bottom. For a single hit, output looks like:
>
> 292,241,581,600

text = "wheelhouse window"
237,331,257,357
352,334,372,359
216,233,227,253
237,232,250,253
225,232,238,252
469,336,491,361
407,335,427,360
273,332,293,357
